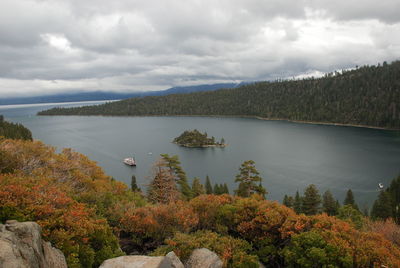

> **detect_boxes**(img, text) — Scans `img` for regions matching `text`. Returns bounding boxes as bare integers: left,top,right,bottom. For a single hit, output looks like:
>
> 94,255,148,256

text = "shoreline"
172,141,227,148
38,113,399,131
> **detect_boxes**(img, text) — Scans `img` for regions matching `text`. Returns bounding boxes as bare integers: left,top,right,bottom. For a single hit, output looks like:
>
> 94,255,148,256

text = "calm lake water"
1,102,400,208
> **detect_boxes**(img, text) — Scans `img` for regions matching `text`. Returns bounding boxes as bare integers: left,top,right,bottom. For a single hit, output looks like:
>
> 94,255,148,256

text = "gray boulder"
0,220,67,268
165,251,184,268
185,248,223,268
99,255,174,268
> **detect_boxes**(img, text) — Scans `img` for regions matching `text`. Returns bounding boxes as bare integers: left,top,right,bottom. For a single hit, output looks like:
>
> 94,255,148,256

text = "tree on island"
173,129,225,147
234,160,266,198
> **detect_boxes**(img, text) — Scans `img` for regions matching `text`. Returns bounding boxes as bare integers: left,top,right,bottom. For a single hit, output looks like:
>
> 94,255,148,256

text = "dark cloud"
0,0,399,97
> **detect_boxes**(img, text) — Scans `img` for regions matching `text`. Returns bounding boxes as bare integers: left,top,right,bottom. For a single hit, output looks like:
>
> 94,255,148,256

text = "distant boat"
123,157,136,166
378,183,384,189
148,152,153,155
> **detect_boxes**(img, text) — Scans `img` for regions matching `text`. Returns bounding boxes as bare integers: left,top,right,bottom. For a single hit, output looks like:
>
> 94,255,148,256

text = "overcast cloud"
0,0,399,97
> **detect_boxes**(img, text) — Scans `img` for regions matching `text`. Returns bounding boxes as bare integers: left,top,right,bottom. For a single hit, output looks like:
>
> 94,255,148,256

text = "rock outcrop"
100,248,223,268
185,248,223,268
99,255,175,268
165,251,184,268
0,220,67,268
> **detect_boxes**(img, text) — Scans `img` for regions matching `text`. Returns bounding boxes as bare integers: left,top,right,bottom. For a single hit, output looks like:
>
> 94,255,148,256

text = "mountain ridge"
0,83,241,105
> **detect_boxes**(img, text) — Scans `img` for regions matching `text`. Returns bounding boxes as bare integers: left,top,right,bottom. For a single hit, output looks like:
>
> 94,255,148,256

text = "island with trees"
173,129,226,148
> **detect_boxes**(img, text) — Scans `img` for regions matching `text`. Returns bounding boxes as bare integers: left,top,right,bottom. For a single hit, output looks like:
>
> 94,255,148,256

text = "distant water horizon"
2,102,400,209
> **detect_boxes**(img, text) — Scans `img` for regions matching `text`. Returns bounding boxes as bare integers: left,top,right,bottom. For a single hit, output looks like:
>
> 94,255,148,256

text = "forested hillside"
0,115,32,140
39,61,400,129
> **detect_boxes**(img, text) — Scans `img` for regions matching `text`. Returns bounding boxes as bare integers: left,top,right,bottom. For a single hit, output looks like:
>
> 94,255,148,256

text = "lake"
1,102,400,209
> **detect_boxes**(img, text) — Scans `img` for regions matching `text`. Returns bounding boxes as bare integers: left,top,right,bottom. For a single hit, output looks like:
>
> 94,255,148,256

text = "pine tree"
322,190,337,216
283,195,294,208
160,154,193,200
191,178,205,197
205,175,213,194
220,137,225,145
371,191,393,220
344,189,359,211
293,191,302,214
234,160,265,197
148,159,180,204
387,175,400,223
214,183,223,195
222,183,229,194
302,184,321,215
130,175,141,192
255,182,267,199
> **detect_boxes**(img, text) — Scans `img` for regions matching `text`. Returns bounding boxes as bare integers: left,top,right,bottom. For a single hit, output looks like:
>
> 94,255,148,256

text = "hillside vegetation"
0,115,32,140
39,61,400,129
1,132,400,267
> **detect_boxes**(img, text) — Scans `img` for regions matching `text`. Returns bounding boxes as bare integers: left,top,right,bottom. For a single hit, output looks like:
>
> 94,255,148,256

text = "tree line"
39,61,400,129
0,115,32,140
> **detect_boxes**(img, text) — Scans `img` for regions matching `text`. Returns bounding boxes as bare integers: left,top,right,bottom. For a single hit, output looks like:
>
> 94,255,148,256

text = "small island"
173,129,227,148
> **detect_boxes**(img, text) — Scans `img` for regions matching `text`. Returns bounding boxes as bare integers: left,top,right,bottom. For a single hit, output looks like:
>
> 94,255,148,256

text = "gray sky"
0,0,399,97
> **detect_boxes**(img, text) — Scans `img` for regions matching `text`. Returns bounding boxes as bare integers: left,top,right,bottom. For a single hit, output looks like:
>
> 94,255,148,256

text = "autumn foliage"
1,137,400,267
0,138,144,267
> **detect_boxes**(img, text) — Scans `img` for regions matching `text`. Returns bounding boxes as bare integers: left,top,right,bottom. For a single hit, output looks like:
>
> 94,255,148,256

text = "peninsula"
173,129,226,148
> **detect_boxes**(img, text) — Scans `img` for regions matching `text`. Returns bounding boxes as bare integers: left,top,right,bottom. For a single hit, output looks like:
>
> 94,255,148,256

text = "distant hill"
0,83,241,105
38,61,400,130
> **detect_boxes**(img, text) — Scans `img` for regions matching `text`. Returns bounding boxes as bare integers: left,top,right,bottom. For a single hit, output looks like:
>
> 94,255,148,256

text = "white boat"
378,183,384,189
123,157,136,166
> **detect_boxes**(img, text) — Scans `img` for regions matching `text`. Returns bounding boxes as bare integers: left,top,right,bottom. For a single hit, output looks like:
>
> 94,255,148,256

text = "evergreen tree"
148,159,180,204
293,191,302,214
220,137,225,145
283,195,294,208
371,191,393,220
302,184,321,215
160,154,193,200
234,160,265,198
337,205,364,229
387,175,400,223
205,175,213,194
322,190,338,216
255,182,267,199
223,183,229,194
344,189,359,211
130,175,141,192
0,116,32,141
214,183,224,195
191,178,205,197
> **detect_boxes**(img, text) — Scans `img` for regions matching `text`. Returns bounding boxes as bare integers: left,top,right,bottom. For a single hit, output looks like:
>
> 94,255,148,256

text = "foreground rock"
185,248,223,268
0,220,67,268
165,251,184,268
99,255,177,268
100,248,223,268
